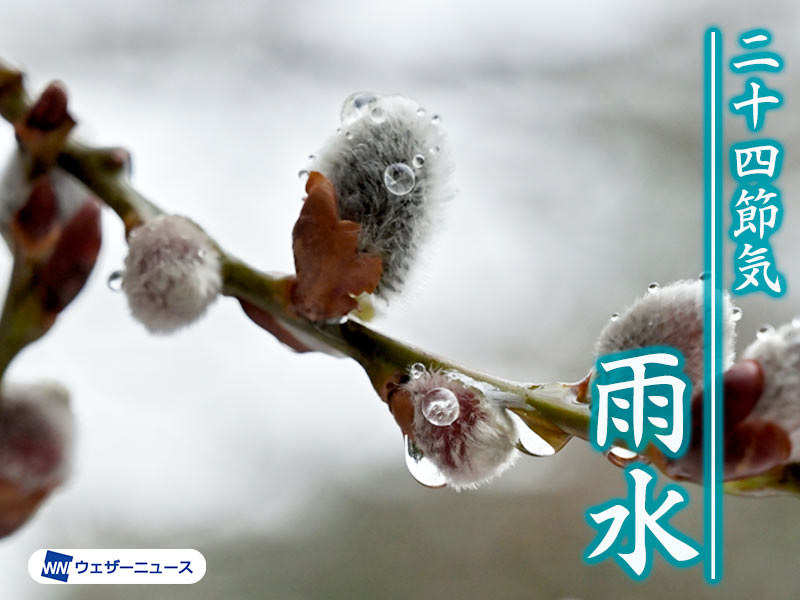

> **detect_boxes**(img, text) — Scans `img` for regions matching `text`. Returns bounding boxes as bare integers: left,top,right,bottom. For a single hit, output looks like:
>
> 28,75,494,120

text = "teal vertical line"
703,26,724,584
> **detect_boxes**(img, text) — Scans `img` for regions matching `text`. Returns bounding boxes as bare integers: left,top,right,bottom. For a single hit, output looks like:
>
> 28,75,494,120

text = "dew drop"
409,362,426,380
429,146,440,156
336,127,342,134
370,106,387,124
307,154,315,161
648,282,660,293
298,169,309,180
421,388,460,427
610,312,620,322
416,107,426,117
431,114,442,125
340,91,378,125
404,435,447,488
412,154,425,169
345,131,353,140
107,270,124,292
731,306,742,322
699,271,710,281
757,324,774,339
605,446,641,468
384,163,416,196
507,410,555,457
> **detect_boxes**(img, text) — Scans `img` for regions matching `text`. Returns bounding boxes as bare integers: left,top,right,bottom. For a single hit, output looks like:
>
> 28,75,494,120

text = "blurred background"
1,0,799,598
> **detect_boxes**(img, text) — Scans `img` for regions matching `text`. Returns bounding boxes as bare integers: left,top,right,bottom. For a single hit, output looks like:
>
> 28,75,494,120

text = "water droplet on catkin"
416,107,425,117
731,307,742,322
431,114,441,125
340,92,378,124
792,316,800,328
384,163,416,196
298,169,309,180
699,271,710,281
610,312,620,322
370,106,387,124
404,435,447,488
421,388,460,426
648,282,660,293
107,270,124,292
412,154,425,169
409,363,426,380
757,324,774,339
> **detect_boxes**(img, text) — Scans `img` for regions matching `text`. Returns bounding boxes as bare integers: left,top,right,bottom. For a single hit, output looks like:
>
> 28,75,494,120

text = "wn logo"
41,551,73,583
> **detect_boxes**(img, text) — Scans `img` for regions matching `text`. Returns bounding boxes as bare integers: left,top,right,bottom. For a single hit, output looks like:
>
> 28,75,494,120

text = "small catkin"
403,369,517,490
742,321,800,461
122,214,222,334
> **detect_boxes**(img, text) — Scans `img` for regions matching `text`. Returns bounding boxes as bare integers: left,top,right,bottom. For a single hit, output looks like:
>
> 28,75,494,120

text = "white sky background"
1,1,800,598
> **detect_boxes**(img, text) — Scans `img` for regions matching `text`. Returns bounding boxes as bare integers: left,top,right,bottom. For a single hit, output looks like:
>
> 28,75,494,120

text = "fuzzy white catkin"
311,93,455,297
0,151,86,248
0,382,74,491
405,370,518,490
122,215,222,334
595,279,737,391
742,322,800,461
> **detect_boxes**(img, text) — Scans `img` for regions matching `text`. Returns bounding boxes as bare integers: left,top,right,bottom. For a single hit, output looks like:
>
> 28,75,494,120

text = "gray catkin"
311,94,454,297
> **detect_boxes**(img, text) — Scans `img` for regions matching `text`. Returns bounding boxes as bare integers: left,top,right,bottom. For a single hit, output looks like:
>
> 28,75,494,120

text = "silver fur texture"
595,279,737,390
311,93,454,297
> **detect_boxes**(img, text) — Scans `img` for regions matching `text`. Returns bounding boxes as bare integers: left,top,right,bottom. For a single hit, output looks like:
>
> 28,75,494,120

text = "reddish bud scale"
38,199,102,313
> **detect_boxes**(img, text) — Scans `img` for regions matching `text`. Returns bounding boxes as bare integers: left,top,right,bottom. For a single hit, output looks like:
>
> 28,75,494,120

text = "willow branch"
0,59,591,450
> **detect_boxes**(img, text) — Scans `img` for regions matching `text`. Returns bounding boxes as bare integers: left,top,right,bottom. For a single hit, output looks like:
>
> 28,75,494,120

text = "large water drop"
384,163,416,196
507,410,556,457
404,435,447,488
340,92,378,125
421,388,460,427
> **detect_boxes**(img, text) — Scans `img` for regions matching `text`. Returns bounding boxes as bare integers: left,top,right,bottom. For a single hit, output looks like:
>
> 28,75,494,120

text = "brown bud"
38,199,102,313
12,176,60,250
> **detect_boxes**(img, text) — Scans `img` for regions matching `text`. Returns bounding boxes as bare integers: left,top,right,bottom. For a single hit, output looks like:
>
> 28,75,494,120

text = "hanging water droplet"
298,169,309,180
107,270,124,292
421,387,460,427
605,446,641,468
416,107,425,117
731,306,742,322
699,271,710,281
793,316,800,328
340,91,378,125
757,324,774,339
431,114,441,125
412,154,425,169
307,154,315,161
370,106,387,124
507,410,555,457
610,312,620,322
429,146,440,156
647,282,660,293
409,362,426,380
404,435,447,488
345,131,353,140
384,163,416,196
